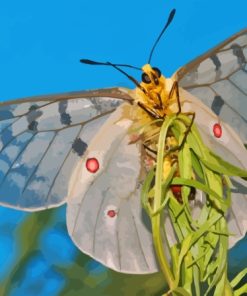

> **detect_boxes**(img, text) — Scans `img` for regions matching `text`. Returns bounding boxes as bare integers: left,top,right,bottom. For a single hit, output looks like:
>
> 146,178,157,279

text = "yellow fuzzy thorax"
128,64,179,148
135,64,177,118
127,64,180,180
128,63,178,145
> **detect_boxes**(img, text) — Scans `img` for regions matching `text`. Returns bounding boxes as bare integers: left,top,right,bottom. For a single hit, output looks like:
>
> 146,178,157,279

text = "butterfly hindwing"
0,88,130,211
180,87,247,248
66,103,162,274
175,28,247,248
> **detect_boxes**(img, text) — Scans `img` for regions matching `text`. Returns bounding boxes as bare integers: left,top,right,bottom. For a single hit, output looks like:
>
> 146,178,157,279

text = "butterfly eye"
142,73,151,84
151,73,159,85
153,67,161,78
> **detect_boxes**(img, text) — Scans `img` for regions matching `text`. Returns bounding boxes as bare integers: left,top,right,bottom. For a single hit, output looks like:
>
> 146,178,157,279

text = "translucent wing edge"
0,197,66,212
174,28,247,81
0,87,133,107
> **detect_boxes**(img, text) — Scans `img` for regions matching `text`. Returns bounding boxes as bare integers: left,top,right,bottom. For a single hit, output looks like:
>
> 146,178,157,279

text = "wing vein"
92,187,110,255
44,125,84,204
116,204,122,271
181,66,243,90
229,206,243,235
208,86,247,124
0,100,57,120
0,133,35,188
21,131,57,195
71,127,126,235
37,109,116,133
0,123,27,154
130,200,150,270
228,77,247,96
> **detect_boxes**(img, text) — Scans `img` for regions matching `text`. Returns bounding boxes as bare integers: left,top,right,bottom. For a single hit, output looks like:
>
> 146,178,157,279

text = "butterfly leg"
167,81,181,115
180,112,195,147
165,112,195,155
138,101,161,119
143,143,157,155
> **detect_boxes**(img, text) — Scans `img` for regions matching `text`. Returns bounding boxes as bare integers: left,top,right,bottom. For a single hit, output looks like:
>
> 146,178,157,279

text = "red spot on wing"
213,123,222,138
86,157,99,173
107,210,117,218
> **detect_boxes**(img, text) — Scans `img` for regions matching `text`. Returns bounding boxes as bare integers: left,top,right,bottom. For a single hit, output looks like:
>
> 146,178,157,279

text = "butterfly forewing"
176,29,247,144
0,88,130,211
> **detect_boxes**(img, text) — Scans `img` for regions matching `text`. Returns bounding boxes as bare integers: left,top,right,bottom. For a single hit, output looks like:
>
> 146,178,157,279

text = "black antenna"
148,9,176,64
80,59,141,71
80,59,146,92
106,62,142,88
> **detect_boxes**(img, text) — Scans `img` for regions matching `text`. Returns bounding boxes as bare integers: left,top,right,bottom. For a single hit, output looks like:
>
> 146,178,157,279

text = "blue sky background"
0,0,246,100
0,0,247,295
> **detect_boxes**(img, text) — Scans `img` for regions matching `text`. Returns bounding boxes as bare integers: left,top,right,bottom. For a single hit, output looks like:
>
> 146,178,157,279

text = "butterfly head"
141,64,165,90
135,64,171,118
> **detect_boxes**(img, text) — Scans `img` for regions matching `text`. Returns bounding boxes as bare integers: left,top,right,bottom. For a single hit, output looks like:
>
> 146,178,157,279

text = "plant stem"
224,279,233,296
152,213,175,290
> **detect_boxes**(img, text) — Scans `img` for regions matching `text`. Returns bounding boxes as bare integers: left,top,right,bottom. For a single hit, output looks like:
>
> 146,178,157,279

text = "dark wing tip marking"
210,55,221,71
58,101,72,126
60,113,72,125
27,109,43,131
28,121,38,131
231,43,246,66
29,104,39,111
211,95,224,115
72,138,88,157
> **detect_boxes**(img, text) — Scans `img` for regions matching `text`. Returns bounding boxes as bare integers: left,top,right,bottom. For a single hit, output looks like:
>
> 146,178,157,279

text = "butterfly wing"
3,29,247,275
66,32,247,274
0,88,132,211
176,28,247,144
178,83,247,249
66,103,157,274
66,86,246,274
175,29,247,247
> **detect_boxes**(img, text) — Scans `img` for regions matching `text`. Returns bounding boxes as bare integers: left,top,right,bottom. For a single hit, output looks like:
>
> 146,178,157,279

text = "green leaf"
172,287,192,296
193,265,201,296
176,234,193,284
154,115,177,212
191,150,204,180
179,142,192,201
141,167,155,216
171,244,179,276
151,164,177,216
168,195,192,239
202,232,219,278
212,270,228,296
205,219,229,295
233,284,247,296
140,111,240,294
182,253,193,294
230,267,247,288
200,152,247,178
170,177,229,213
187,126,247,178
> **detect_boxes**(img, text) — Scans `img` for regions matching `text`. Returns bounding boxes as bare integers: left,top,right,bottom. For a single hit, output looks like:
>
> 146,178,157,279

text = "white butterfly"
0,28,247,275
